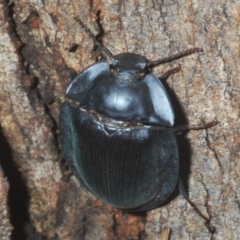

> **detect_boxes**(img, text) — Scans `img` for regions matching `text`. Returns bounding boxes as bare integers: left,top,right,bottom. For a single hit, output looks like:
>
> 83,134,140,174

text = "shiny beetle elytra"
59,17,218,214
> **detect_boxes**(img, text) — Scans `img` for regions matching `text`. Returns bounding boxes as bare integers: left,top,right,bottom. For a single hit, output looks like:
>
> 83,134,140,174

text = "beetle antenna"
148,48,203,68
74,17,114,59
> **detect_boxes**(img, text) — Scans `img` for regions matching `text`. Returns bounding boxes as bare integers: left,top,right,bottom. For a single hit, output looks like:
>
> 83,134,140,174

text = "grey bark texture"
0,168,12,240
0,0,239,239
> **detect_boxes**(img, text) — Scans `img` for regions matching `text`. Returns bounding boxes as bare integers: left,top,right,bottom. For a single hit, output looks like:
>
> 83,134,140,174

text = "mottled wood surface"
0,0,239,239
0,168,12,240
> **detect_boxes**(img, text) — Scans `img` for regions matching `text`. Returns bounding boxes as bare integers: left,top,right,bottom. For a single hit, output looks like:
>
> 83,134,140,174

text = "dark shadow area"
150,77,216,232
92,10,109,60
2,2,38,239
68,44,79,53
160,75,192,197
0,126,30,240
95,10,105,42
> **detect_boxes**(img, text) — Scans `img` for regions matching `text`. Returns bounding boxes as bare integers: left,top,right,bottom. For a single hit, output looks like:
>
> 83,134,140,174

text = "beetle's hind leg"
173,119,219,132
179,178,216,233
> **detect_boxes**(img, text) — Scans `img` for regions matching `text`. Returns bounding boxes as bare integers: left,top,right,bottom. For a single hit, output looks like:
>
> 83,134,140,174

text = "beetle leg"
144,119,218,132
67,68,77,82
148,48,203,68
173,119,219,132
179,178,216,233
160,65,181,80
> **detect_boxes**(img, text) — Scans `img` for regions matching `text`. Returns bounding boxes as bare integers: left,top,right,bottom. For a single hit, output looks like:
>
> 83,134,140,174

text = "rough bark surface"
0,168,12,240
0,0,239,239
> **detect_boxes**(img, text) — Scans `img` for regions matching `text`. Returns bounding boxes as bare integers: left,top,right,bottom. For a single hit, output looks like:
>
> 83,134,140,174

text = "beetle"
59,17,218,214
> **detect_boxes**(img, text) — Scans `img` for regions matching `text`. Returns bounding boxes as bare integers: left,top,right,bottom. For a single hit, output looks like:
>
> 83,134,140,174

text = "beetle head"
111,53,148,82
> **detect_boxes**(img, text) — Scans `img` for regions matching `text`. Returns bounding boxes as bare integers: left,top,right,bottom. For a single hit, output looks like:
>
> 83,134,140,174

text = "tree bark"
0,167,12,240
0,0,239,239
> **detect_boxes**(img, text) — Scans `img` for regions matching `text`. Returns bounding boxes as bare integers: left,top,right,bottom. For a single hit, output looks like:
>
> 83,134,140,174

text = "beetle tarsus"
185,198,216,233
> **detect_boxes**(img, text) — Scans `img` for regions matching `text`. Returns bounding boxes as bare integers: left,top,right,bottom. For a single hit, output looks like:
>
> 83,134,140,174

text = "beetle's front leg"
173,119,219,132
160,65,181,80
66,67,77,82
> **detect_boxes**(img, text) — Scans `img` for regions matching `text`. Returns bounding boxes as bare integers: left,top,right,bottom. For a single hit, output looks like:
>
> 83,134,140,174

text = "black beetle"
59,18,218,213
